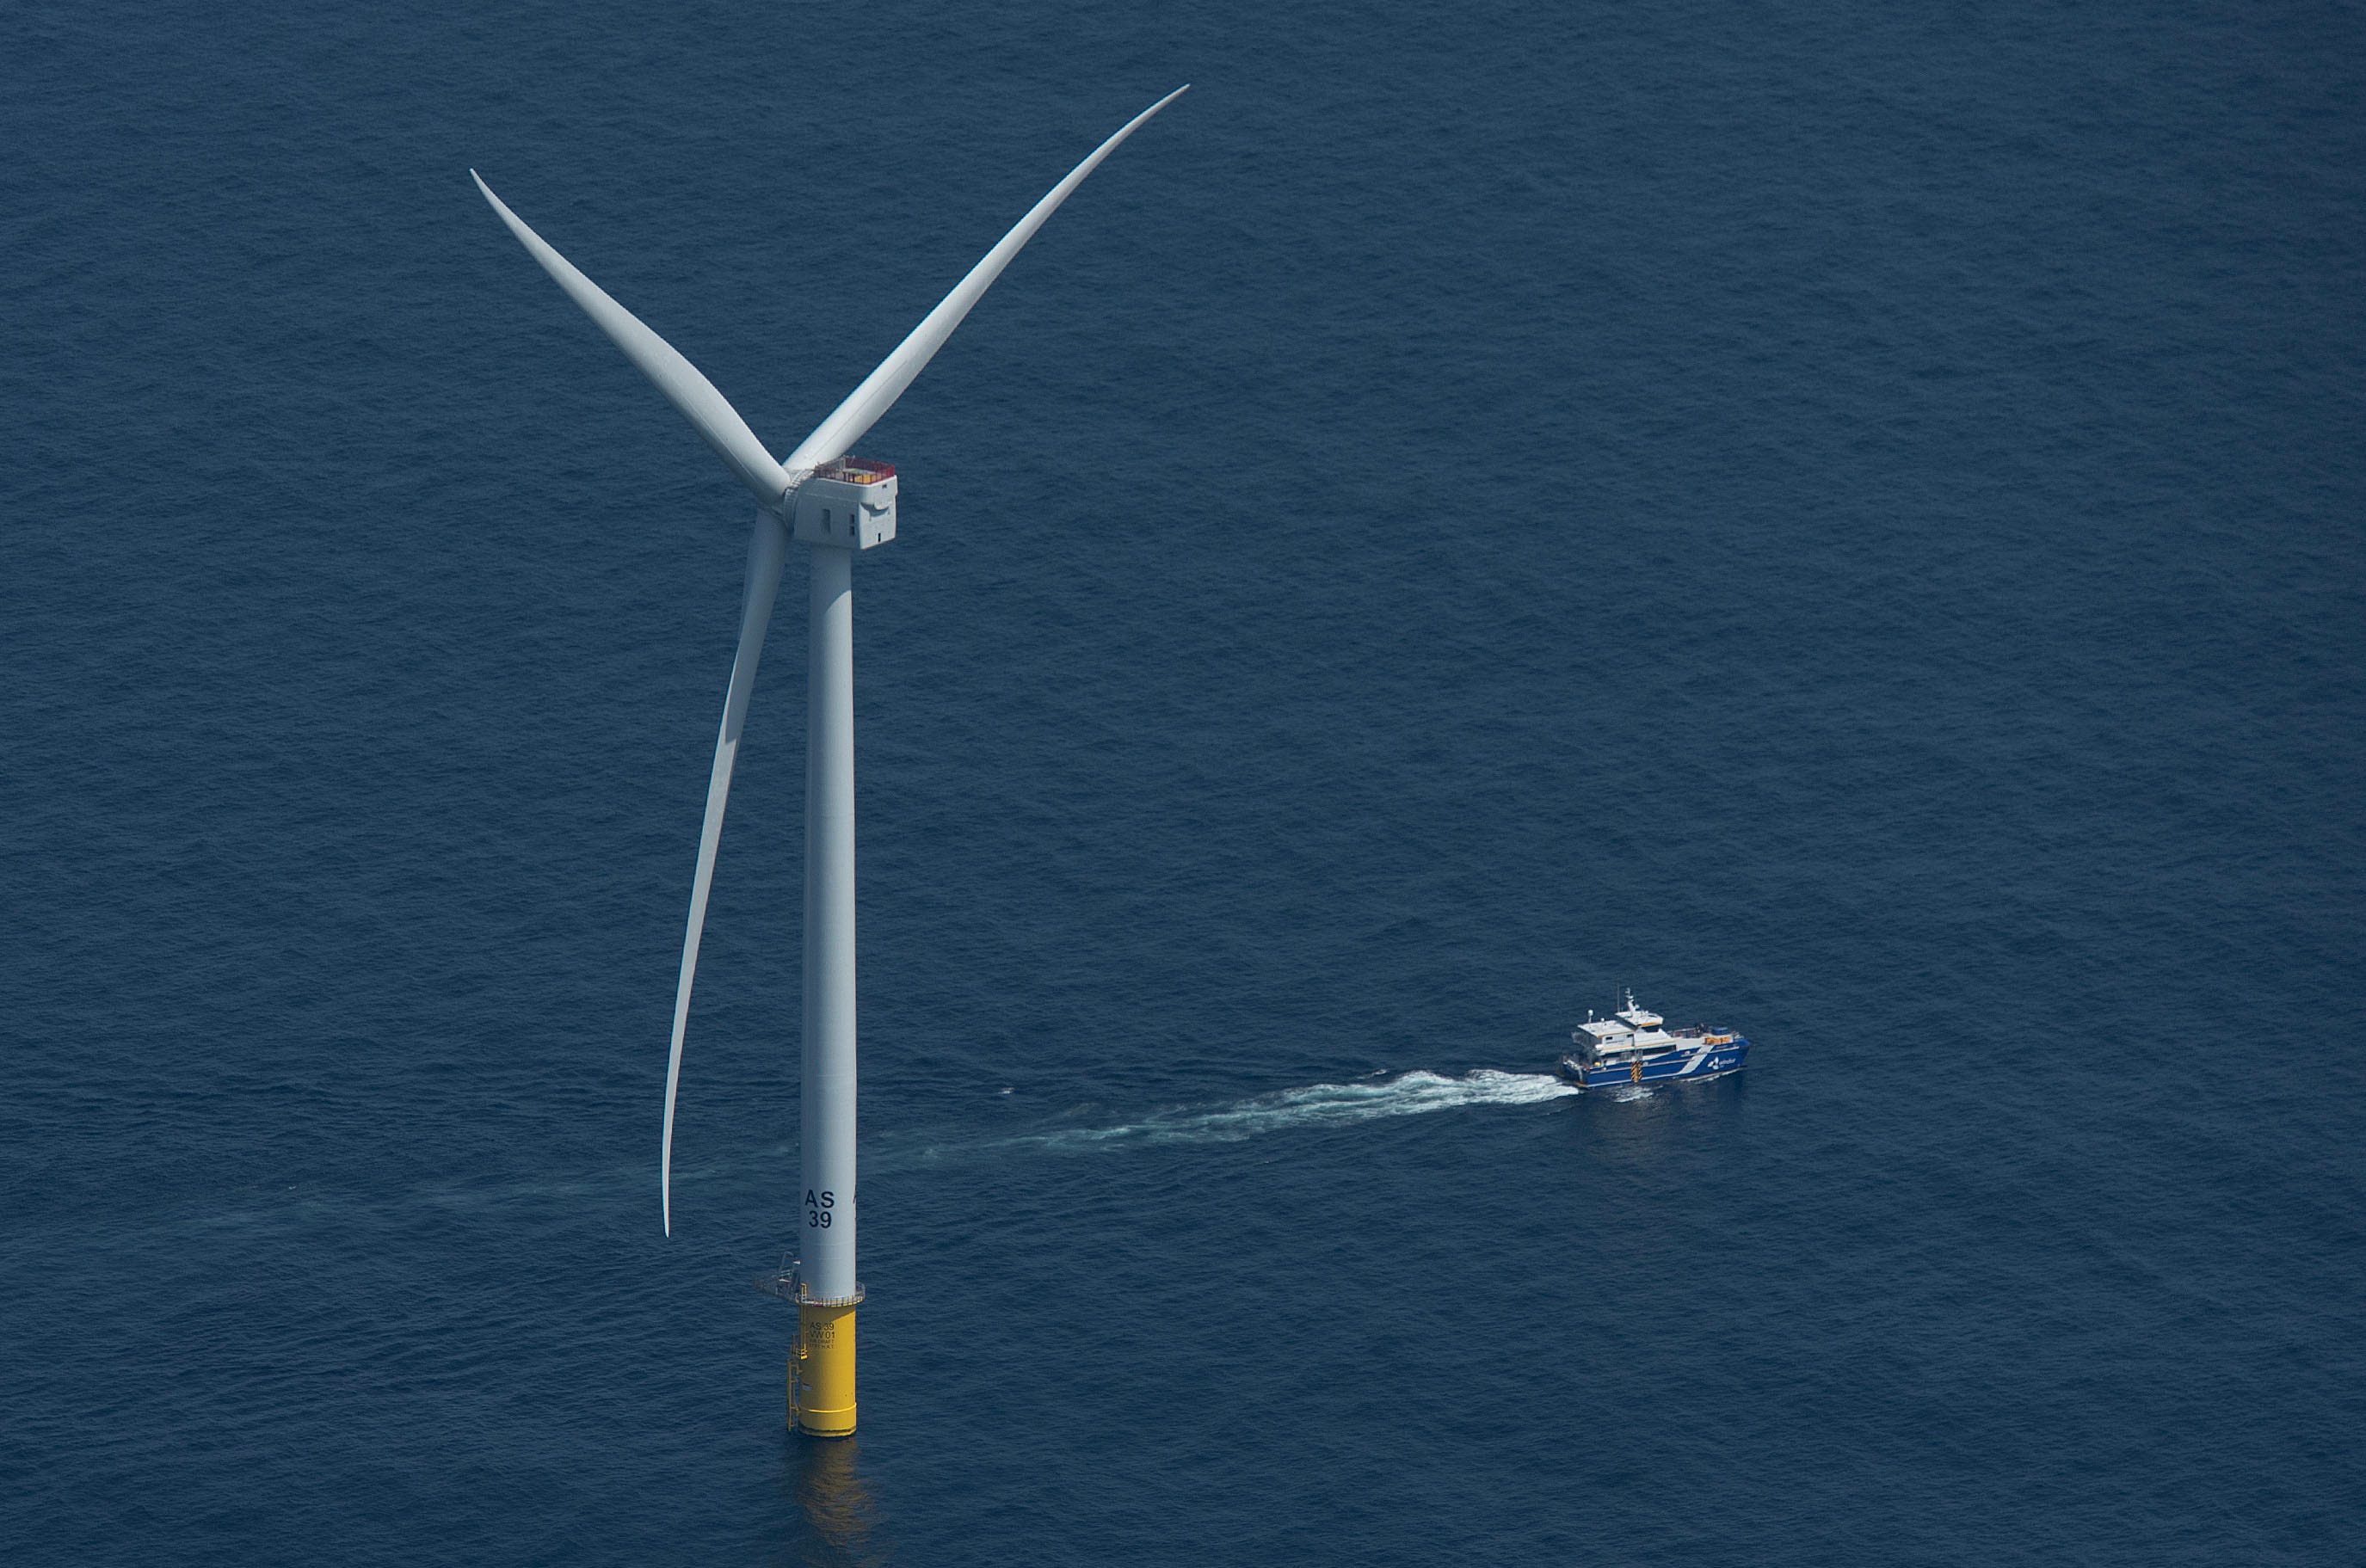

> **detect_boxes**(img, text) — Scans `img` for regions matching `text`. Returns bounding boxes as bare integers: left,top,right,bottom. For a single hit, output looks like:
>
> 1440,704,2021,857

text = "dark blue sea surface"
5,2,2362,1562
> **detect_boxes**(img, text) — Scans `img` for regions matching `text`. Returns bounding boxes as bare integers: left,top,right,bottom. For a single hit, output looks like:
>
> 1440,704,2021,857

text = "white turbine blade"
471,170,793,507
661,513,790,1234
782,85,1189,471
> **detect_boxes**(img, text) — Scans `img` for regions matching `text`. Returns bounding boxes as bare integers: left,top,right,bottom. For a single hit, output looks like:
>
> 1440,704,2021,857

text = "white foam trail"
166,1071,1579,1231
1001,1068,1577,1153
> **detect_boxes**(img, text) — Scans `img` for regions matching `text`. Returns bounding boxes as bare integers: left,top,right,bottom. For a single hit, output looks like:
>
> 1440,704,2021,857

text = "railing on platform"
813,457,896,485
754,1253,867,1308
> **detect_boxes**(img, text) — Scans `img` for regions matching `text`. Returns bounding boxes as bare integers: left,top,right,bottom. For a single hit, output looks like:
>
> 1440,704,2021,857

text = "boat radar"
471,89,1188,1437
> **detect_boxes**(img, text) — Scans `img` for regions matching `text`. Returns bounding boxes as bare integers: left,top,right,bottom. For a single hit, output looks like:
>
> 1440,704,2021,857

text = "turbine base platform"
760,1258,865,1437
791,1301,858,1437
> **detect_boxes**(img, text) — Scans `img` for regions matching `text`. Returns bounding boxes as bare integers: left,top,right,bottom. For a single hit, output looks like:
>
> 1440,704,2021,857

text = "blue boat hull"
1562,1038,1750,1091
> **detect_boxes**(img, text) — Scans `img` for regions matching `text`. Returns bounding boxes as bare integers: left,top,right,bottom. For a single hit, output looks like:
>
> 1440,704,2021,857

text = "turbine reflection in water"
779,1435,887,1568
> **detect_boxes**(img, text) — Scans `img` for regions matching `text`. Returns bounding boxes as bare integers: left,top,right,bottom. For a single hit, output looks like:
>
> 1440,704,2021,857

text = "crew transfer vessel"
1558,991,1751,1091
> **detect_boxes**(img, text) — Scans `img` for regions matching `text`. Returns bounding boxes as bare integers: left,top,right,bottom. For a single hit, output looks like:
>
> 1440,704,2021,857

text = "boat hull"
1559,1038,1750,1091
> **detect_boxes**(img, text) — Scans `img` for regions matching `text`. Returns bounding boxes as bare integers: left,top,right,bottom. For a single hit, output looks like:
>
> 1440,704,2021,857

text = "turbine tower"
473,88,1186,1437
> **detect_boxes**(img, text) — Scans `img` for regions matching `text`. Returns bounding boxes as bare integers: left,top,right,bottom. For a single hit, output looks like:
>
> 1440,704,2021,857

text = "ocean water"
3,1,2362,1562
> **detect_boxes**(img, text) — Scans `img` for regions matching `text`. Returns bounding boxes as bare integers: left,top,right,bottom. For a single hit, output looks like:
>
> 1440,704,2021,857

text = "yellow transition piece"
792,1302,858,1437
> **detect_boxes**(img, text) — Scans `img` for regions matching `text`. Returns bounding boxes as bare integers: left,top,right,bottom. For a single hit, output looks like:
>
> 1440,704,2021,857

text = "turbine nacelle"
785,458,898,550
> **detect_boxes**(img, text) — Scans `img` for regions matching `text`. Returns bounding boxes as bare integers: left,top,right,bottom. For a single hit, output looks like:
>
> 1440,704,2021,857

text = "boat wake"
999,1068,1577,1154
164,1071,1583,1229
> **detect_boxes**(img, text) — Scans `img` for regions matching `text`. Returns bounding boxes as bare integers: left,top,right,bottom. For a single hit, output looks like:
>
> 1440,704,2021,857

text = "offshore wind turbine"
473,88,1186,1436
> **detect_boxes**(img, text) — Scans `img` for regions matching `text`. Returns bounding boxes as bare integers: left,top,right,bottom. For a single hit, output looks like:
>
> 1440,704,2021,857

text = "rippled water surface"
4,2,2362,1563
